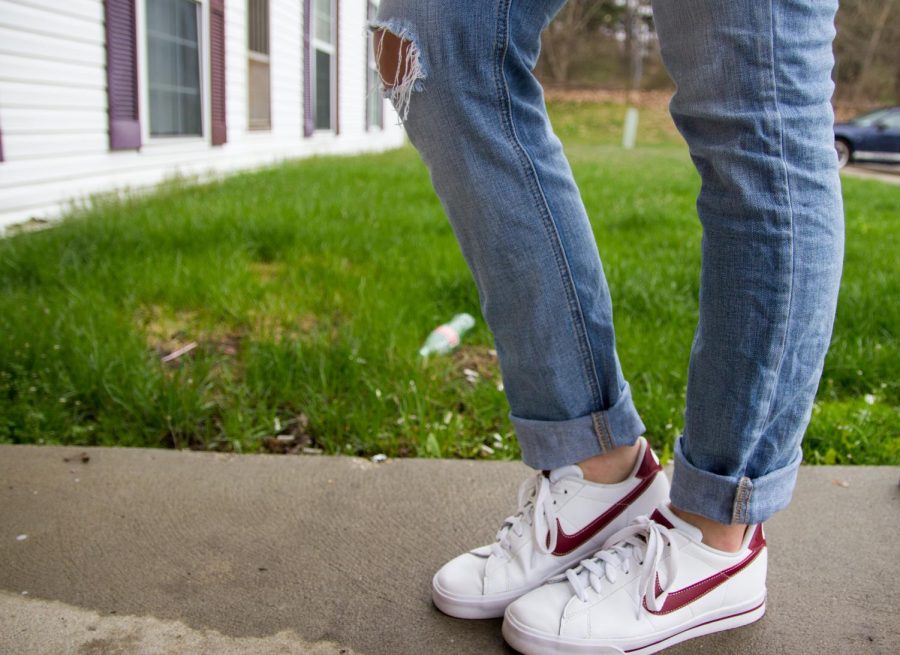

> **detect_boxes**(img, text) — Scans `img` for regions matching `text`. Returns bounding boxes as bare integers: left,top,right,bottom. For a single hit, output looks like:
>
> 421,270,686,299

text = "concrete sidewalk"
841,163,900,185
1,446,897,655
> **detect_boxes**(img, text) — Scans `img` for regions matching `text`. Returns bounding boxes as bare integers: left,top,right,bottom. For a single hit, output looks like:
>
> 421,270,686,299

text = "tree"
537,0,900,105
540,1,623,85
834,0,900,105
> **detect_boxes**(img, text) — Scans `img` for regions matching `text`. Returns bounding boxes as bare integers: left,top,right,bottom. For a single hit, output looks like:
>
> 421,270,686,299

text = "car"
834,107,900,168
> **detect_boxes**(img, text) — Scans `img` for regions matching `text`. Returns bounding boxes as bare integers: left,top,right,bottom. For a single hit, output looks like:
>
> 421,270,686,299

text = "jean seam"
758,0,797,431
732,476,752,524
492,0,604,411
591,411,614,452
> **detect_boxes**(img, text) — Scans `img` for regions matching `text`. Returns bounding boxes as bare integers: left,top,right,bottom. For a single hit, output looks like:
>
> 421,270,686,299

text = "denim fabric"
371,0,843,525
653,0,844,524
372,0,647,468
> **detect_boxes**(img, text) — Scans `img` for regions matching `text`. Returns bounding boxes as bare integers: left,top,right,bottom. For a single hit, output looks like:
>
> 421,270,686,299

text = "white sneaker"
502,505,767,655
431,438,670,619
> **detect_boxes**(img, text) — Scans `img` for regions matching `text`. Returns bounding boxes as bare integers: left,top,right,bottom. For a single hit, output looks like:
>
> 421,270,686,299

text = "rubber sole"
432,557,591,619
502,597,766,655
431,580,530,620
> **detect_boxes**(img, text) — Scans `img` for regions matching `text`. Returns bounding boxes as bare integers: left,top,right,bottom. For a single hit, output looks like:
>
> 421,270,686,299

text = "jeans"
371,0,844,525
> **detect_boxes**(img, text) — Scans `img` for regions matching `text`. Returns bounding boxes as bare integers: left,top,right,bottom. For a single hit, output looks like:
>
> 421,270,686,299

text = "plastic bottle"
418,313,476,358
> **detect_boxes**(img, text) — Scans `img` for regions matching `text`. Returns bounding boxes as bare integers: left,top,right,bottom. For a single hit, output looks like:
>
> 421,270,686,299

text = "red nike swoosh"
549,447,661,556
642,524,766,615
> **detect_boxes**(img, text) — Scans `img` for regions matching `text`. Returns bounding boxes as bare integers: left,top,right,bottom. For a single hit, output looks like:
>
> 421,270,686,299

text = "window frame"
366,0,383,131
137,0,210,146
878,110,900,130
247,0,272,131
311,0,337,132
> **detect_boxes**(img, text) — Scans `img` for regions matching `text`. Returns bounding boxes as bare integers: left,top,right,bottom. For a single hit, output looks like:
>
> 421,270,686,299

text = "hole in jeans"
372,27,424,122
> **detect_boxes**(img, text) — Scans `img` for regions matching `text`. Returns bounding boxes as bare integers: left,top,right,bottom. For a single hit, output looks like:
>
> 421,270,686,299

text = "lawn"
1,101,897,465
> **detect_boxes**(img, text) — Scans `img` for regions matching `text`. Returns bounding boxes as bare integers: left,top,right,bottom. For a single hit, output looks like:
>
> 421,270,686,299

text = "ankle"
577,442,642,485
669,504,746,553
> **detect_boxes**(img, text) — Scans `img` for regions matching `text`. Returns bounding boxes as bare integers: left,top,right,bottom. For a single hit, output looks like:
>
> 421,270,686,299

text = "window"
146,0,203,137
312,0,335,131
850,108,894,127
248,0,271,130
366,1,382,130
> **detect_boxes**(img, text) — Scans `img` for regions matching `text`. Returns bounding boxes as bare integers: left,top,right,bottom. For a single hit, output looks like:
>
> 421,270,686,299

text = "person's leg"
655,0,844,531
370,0,671,621
371,0,646,470
503,1,843,652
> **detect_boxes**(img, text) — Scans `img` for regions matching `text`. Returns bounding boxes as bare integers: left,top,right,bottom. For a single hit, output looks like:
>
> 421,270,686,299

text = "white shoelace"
565,516,679,619
491,472,560,559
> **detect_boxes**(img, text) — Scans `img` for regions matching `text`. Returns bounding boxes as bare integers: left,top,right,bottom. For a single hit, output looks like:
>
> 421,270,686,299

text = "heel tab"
650,508,674,529
748,524,766,551
635,441,663,480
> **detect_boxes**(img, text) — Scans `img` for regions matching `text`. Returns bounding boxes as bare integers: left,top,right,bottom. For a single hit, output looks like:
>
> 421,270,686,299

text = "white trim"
310,0,336,132
139,136,207,149
247,0,271,131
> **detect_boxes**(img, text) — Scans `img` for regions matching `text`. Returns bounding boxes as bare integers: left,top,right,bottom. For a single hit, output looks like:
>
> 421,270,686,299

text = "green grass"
1,101,897,465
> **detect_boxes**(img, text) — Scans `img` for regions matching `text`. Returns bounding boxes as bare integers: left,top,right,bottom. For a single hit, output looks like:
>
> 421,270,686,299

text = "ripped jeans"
370,0,844,525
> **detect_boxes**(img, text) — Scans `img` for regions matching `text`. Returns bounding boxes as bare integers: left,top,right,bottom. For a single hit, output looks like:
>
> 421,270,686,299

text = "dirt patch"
137,302,339,361
3,216,52,236
544,88,882,127
136,305,201,358
207,332,242,357
247,310,320,343
0,591,357,655
544,87,673,109
136,305,244,366
261,413,317,454
451,345,501,383
247,261,285,284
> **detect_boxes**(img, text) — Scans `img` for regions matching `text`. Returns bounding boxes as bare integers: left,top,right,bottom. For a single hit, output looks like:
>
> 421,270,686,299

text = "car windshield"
850,108,895,126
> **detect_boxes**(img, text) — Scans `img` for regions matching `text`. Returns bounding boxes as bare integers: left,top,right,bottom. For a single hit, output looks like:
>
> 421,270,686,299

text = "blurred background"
0,0,896,468
535,0,899,117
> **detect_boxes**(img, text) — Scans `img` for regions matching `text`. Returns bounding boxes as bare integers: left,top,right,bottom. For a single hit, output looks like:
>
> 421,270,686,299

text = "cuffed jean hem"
511,382,645,470
669,436,803,525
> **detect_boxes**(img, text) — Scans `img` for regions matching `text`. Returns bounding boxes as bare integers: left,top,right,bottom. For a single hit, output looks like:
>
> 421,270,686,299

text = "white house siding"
0,0,405,231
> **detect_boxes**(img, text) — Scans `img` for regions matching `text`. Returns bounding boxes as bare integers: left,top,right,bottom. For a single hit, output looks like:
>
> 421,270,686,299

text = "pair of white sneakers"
431,438,767,655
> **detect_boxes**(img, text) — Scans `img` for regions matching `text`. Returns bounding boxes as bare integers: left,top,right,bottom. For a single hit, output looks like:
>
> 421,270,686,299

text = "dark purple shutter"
302,0,314,137
334,0,340,135
105,0,141,150
210,0,227,145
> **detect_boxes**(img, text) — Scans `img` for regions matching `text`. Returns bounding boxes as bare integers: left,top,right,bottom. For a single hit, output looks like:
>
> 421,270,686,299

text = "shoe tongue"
655,505,703,543
549,465,584,483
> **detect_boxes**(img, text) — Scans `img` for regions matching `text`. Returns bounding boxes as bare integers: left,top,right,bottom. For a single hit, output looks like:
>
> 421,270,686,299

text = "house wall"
0,0,404,231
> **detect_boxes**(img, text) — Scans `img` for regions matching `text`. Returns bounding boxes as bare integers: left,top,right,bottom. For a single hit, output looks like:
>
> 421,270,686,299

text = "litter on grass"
419,314,476,358
161,341,198,363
